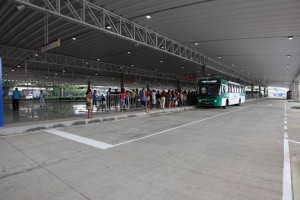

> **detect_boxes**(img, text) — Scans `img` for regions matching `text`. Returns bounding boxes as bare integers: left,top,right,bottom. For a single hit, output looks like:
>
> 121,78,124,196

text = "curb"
0,107,196,136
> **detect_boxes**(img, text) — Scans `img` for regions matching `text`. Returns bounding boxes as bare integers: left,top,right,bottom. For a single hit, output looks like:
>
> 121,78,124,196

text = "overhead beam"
11,0,258,85
0,45,194,83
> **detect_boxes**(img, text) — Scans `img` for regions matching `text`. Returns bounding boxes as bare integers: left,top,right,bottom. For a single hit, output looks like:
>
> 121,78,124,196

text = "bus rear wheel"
235,99,241,106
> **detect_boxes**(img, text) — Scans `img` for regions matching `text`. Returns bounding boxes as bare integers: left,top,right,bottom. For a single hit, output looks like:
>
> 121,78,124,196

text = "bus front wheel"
223,99,229,109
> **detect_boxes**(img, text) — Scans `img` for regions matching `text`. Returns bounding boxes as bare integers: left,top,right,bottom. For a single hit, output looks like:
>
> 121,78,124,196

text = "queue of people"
102,87,197,112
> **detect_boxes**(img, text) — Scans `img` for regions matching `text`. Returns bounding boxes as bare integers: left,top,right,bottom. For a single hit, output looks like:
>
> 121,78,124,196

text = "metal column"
294,81,299,101
0,57,4,127
251,84,254,99
120,73,124,90
259,86,261,98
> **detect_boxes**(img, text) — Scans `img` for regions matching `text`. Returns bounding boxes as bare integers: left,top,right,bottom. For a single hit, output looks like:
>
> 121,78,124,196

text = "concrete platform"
0,105,195,136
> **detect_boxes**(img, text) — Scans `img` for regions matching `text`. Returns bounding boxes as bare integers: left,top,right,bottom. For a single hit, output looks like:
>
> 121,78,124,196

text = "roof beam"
11,0,258,85
0,45,193,83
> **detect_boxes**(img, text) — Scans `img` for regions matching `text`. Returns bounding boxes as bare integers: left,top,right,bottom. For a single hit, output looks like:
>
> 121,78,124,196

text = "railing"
94,93,196,112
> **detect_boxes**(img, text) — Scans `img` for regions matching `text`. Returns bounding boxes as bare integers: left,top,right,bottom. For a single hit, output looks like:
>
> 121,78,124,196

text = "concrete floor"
0,99,299,200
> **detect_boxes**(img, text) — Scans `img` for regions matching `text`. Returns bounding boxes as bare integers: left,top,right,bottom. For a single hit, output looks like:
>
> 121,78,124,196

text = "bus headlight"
199,100,201,102
214,100,217,103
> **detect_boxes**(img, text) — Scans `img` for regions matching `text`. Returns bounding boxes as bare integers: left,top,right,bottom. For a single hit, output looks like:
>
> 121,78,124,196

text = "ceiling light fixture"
286,65,290,68
97,58,100,61
146,15,151,19
194,42,199,45
127,51,131,54
160,60,163,63
11,69,14,72
17,65,20,68
131,64,134,67
288,36,294,40
232,64,235,67
17,4,25,11
218,56,221,59
287,55,291,58
106,25,111,29
72,37,77,41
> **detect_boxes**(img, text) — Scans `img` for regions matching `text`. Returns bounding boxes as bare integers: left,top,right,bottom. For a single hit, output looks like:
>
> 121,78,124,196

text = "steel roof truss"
11,0,258,85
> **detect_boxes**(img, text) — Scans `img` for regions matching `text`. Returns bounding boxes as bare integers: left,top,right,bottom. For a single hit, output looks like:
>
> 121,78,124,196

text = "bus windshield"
199,84,221,96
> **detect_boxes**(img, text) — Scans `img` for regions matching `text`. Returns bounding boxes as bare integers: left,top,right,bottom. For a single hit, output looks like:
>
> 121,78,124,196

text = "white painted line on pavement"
113,106,249,148
46,129,113,150
284,126,287,130
283,136,292,200
288,139,300,145
284,121,287,124
284,117,287,120
282,101,292,200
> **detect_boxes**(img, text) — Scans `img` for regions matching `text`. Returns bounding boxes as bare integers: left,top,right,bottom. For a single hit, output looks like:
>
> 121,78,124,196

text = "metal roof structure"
1,0,300,88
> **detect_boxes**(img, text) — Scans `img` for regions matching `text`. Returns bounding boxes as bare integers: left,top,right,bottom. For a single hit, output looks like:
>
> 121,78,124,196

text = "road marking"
288,139,300,145
282,101,292,200
113,106,248,148
284,121,287,124
45,105,251,150
46,129,113,150
284,117,287,120
284,126,287,130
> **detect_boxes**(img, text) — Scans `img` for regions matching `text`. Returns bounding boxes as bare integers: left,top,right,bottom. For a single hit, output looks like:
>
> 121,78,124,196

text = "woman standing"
86,89,93,118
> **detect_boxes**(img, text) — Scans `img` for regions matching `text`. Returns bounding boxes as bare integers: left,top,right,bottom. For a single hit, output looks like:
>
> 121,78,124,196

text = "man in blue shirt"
93,90,97,108
12,88,21,110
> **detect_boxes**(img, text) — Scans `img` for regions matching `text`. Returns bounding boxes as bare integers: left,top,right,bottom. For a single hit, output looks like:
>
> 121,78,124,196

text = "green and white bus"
197,78,246,108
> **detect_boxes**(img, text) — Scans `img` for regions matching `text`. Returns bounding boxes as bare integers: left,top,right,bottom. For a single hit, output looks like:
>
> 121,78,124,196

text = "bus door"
221,84,228,97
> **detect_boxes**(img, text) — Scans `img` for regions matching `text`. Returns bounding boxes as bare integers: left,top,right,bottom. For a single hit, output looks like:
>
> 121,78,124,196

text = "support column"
259,86,261,98
251,84,254,99
88,80,91,90
177,81,181,91
0,57,3,127
200,65,207,76
60,85,64,98
294,81,299,101
263,87,266,98
120,73,124,90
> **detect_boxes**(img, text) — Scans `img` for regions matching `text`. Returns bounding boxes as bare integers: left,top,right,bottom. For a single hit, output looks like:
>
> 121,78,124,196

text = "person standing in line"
120,88,126,112
151,89,156,109
93,90,97,109
12,87,21,111
86,89,93,118
160,90,166,109
139,88,148,113
39,90,46,108
130,89,136,109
